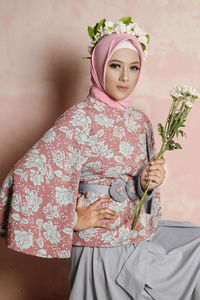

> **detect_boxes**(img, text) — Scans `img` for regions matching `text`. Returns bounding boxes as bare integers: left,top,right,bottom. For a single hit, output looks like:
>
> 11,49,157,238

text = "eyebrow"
109,59,140,64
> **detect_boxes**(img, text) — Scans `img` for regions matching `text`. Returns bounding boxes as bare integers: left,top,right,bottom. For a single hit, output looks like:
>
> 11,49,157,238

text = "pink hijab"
89,33,144,110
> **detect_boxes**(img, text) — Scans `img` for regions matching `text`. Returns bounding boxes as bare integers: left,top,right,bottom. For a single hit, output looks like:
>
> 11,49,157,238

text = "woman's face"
105,48,140,100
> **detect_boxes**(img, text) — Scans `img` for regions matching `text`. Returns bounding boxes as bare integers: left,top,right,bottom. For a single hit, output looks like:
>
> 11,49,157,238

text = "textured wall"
0,0,200,299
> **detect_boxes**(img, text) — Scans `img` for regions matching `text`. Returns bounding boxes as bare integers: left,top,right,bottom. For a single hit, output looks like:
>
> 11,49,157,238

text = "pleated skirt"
68,219,200,300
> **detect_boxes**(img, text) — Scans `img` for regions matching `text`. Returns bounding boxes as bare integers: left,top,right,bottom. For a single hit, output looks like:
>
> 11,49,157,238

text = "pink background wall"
0,0,199,299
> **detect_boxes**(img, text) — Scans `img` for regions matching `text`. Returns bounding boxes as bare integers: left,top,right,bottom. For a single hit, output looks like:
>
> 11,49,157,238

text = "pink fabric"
90,33,144,110
0,97,162,258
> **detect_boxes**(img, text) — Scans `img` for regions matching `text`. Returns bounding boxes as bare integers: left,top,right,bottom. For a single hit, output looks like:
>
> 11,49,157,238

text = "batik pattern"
0,97,162,257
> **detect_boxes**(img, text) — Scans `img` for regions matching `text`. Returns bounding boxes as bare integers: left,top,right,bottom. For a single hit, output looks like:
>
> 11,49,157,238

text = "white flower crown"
87,17,150,58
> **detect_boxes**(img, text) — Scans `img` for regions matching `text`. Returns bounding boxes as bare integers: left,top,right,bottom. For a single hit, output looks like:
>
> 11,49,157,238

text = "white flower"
126,23,134,33
138,35,148,46
185,100,193,108
133,22,145,36
104,21,114,35
114,21,127,33
170,90,181,98
105,21,113,30
94,32,102,42
171,85,200,99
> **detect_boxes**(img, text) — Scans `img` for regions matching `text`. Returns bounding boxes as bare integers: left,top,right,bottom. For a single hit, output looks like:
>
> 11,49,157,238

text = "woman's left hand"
140,155,166,191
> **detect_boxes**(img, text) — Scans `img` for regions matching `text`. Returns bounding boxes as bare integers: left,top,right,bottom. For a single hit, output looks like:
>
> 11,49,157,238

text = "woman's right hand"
73,194,117,231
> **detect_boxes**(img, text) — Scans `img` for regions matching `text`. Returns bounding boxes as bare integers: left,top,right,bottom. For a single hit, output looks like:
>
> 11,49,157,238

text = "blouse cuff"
137,174,154,202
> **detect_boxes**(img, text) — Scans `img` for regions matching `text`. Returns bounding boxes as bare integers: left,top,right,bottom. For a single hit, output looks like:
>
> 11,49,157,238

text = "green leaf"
93,22,98,35
120,16,132,25
146,34,150,44
175,143,182,149
157,122,164,138
141,43,146,51
166,140,175,151
97,19,106,31
166,144,174,151
179,130,186,137
88,26,94,39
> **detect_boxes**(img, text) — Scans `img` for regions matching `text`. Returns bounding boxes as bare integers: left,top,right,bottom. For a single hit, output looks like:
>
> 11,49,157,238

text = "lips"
117,86,129,90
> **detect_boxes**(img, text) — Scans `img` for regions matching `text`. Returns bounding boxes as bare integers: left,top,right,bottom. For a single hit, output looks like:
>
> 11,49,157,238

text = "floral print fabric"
0,97,162,258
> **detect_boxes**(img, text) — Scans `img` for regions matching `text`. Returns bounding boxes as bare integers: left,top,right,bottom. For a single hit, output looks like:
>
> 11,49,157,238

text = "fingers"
141,155,166,190
75,193,117,231
147,164,166,177
95,208,117,220
90,197,113,209
145,166,166,186
150,156,165,166
76,194,85,209
94,221,112,230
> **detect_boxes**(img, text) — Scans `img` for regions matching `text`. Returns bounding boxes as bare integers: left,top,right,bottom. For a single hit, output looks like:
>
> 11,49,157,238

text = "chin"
108,92,131,101
106,89,133,101
113,94,131,101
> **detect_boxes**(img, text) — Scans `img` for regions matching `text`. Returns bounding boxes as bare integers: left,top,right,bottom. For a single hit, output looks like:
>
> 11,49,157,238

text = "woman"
0,17,200,300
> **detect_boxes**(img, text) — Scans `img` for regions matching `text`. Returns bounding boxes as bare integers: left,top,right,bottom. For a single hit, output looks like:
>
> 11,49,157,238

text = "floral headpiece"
87,16,150,57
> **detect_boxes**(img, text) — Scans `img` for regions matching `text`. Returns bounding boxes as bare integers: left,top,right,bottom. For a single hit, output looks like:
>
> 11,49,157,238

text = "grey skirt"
68,219,200,300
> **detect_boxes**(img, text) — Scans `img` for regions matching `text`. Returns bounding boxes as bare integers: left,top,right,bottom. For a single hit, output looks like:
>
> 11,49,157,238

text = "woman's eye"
110,63,121,69
130,66,140,71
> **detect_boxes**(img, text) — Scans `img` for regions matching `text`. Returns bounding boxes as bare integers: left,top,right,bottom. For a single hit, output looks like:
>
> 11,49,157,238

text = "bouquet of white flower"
130,85,200,230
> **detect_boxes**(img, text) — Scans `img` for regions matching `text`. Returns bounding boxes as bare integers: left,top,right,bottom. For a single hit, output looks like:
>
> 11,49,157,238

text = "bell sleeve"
0,103,92,258
137,116,162,219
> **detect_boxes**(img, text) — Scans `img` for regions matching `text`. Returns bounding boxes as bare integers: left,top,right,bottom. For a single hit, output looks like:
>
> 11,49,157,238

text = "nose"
120,67,129,82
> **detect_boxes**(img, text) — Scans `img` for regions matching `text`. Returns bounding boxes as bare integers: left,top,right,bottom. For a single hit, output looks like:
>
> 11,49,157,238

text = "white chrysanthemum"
133,22,145,36
170,90,181,98
171,85,200,98
94,32,102,42
185,101,193,108
126,23,134,33
104,21,114,34
114,21,127,33
138,35,148,46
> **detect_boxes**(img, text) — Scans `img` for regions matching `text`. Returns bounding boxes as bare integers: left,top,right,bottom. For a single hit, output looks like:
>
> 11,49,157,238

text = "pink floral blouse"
0,96,162,258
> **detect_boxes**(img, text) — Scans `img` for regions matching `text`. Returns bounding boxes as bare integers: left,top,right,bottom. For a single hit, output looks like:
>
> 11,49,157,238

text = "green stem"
166,98,181,134
168,102,185,135
130,180,151,230
163,98,176,133
130,148,166,230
